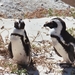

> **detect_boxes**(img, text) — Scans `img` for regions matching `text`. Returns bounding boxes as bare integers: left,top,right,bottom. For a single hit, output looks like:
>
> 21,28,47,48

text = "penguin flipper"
23,30,31,56
54,47,62,57
24,42,31,56
24,30,30,43
68,44,75,62
8,42,13,58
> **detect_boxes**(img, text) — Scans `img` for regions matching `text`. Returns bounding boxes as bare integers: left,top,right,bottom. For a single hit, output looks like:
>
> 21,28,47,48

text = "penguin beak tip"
43,24,47,27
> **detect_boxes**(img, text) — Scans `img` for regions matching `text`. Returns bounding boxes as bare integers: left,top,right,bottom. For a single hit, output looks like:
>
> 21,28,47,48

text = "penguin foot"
17,59,35,69
59,63,72,68
18,64,28,69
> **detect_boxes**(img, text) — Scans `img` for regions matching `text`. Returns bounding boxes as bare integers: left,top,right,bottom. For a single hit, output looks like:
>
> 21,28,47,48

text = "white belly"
10,36,30,65
52,38,71,63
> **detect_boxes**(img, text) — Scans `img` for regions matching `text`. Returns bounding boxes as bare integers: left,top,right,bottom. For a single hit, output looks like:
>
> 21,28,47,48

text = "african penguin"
44,18,75,63
8,19,31,66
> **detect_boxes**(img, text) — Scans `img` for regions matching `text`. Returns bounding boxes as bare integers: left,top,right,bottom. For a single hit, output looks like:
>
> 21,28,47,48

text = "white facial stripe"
50,18,64,39
21,20,24,22
19,23,20,28
15,19,19,22
52,19,62,28
15,19,20,28
53,19,63,34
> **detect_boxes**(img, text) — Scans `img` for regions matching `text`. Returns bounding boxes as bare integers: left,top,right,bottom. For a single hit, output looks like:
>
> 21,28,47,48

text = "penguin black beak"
43,21,57,29
44,24,47,27
43,22,50,27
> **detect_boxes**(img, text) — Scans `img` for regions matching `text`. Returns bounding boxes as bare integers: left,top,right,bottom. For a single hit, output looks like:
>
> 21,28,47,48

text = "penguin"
44,18,75,63
8,19,31,66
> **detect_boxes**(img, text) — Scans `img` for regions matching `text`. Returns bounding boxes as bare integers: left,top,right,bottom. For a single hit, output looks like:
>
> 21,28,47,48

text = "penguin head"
14,19,25,29
44,18,66,35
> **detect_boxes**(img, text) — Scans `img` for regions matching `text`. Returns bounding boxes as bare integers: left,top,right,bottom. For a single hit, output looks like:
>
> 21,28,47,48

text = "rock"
62,0,75,7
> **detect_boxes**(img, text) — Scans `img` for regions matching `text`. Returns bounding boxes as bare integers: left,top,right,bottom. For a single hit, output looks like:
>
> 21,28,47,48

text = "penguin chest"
11,36,30,64
51,37,70,62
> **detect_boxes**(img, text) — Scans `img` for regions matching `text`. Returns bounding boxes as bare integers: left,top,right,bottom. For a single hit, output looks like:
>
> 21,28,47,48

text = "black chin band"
11,33,23,38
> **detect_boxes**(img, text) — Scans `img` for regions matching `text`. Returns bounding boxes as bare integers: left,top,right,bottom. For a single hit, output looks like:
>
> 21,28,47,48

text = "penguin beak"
44,22,53,28
44,21,57,29
44,22,50,27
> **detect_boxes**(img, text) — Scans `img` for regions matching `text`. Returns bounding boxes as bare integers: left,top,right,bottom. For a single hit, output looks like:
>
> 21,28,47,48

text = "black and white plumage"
44,18,75,63
8,19,31,66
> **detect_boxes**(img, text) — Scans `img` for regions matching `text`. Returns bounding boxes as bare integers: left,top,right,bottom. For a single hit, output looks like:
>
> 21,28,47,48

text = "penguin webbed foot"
18,64,28,69
17,60,37,73
18,59,34,69
59,63,72,68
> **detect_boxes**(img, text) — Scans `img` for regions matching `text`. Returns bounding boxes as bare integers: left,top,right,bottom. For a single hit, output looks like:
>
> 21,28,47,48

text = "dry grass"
25,8,48,18
25,8,75,19
0,27,75,74
0,7,75,19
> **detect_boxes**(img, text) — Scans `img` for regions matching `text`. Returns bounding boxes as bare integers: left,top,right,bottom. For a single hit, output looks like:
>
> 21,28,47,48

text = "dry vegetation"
1,26,75,75
25,8,48,18
19,7,75,19
0,26,75,74
0,7,75,19
24,7,75,19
